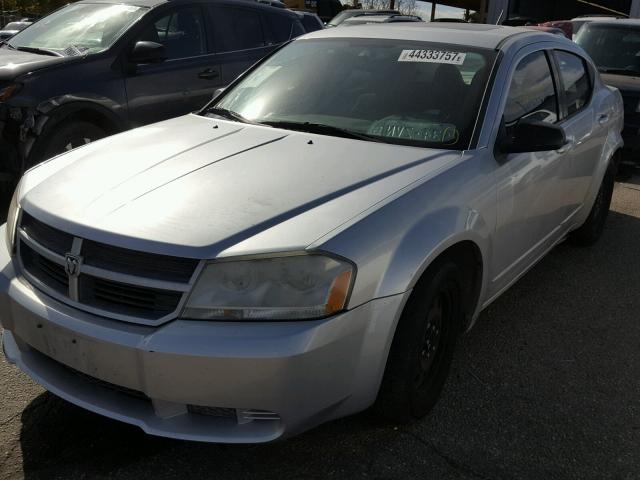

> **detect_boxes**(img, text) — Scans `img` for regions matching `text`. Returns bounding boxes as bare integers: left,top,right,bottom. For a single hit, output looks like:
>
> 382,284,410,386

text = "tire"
28,120,106,169
375,260,463,422
568,159,616,247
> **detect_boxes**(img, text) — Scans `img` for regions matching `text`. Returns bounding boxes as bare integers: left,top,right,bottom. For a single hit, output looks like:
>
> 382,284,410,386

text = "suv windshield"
6,3,146,56
208,38,496,149
576,23,640,75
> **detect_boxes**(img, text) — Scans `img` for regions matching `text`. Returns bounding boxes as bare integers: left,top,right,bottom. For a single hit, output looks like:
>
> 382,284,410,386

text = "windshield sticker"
368,118,460,145
398,49,467,65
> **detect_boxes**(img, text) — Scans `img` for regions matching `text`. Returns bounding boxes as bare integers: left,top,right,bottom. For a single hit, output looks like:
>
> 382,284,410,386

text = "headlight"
5,178,22,255
0,83,21,103
183,254,355,320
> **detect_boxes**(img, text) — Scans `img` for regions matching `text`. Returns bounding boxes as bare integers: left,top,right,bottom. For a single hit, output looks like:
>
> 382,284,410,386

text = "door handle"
597,113,610,125
198,68,220,80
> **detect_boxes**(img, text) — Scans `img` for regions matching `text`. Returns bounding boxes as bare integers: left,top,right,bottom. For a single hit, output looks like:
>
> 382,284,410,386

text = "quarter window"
504,51,558,125
138,7,206,60
555,51,591,116
212,7,265,52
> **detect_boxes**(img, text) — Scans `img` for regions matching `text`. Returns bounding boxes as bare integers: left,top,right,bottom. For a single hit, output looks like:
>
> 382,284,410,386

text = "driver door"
125,5,224,126
490,49,576,298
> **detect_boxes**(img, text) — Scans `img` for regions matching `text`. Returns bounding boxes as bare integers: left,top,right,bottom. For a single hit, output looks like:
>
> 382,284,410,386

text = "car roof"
77,0,291,10
343,14,421,23
302,22,560,50
577,18,640,26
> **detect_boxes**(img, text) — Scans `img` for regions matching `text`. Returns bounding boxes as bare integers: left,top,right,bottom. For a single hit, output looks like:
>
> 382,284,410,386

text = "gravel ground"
1,181,640,480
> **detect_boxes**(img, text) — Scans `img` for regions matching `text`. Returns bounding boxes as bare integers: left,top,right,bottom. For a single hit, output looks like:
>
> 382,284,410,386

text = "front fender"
320,152,496,318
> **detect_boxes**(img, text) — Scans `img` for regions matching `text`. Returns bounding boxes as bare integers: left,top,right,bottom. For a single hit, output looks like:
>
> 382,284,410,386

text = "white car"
0,23,624,443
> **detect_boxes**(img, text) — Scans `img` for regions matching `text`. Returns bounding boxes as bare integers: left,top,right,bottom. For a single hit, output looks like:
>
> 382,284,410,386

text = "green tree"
2,0,74,16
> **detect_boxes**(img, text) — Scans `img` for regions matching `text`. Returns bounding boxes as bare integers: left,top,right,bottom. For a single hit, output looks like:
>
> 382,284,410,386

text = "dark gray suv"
0,0,306,177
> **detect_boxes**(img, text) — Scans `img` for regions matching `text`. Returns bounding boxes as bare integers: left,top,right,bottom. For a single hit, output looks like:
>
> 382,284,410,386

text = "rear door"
551,49,606,209
125,5,224,126
208,4,271,85
207,5,299,86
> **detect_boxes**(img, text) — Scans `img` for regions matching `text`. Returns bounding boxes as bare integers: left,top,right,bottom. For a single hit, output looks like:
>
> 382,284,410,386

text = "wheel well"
418,241,483,332
50,108,122,136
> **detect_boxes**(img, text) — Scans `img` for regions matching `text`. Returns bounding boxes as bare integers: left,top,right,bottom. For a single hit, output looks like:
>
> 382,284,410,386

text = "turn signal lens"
0,84,21,102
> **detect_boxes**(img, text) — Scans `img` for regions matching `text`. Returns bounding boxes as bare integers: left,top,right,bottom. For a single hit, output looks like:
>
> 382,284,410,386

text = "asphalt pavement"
1,180,640,480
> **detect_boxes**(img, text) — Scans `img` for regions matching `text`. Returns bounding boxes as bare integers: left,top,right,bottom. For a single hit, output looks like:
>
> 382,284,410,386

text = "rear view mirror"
500,119,566,154
129,41,166,64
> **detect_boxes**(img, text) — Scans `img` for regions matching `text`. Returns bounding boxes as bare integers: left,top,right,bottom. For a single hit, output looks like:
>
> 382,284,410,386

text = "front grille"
82,240,198,283
21,211,73,255
20,241,69,295
81,275,183,320
17,212,199,325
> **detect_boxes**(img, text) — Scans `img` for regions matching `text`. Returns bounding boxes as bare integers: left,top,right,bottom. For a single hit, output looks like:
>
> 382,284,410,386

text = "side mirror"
212,87,225,101
129,41,166,64
499,119,566,154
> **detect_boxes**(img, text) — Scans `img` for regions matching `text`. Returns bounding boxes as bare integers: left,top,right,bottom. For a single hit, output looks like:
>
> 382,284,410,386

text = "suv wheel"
29,120,106,168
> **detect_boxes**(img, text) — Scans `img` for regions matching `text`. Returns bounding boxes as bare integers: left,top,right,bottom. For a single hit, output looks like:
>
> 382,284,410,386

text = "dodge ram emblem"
64,254,82,278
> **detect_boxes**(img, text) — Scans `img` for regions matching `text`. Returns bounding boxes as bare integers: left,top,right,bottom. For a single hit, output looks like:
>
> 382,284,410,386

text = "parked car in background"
284,0,342,23
570,15,623,39
0,21,32,41
524,25,567,37
341,14,423,26
431,18,468,23
293,10,324,31
326,9,399,27
576,19,640,168
537,20,572,38
0,24,623,443
0,0,309,178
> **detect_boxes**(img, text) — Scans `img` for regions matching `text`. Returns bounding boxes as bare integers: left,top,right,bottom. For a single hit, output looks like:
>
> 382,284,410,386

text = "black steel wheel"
376,259,463,422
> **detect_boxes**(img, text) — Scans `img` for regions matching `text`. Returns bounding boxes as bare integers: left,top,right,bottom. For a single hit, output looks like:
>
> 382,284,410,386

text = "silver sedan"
0,23,624,442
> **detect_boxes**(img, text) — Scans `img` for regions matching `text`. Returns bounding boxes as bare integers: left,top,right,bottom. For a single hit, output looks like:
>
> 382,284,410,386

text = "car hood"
0,47,72,81
21,114,463,259
600,73,640,94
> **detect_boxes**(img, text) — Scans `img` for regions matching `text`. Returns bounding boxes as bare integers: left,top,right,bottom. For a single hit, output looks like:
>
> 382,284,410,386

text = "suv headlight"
5,178,22,255
183,254,354,320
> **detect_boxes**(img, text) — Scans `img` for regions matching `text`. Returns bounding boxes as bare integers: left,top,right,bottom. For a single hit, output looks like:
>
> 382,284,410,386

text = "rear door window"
554,50,592,117
263,12,293,45
211,7,265,52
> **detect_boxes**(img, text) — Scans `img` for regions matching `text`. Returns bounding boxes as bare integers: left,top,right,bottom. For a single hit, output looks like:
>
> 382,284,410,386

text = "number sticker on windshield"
398,49,467,65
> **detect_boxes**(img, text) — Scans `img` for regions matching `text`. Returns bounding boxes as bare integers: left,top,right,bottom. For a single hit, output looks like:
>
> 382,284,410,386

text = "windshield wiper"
260,120,382,143
204,107,258,124
598,66,640,76
14,45,62,57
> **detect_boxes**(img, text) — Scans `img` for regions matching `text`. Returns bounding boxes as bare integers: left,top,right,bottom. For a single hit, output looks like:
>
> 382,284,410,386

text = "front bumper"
0,237,407,443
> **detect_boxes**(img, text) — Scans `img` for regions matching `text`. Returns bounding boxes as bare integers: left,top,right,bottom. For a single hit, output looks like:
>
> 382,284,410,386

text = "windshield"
576,23,640,75
209,39,496,150
7,3,146,56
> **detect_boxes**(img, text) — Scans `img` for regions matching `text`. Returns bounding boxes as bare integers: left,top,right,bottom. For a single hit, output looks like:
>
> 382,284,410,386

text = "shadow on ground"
13,207,640,480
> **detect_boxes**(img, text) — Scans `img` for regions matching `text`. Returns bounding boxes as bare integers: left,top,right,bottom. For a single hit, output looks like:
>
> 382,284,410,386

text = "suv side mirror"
500,119,566,154
129,41,167,64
